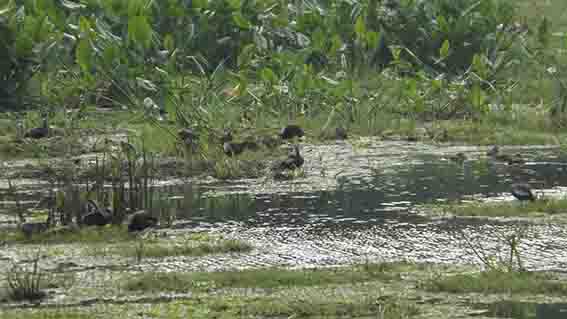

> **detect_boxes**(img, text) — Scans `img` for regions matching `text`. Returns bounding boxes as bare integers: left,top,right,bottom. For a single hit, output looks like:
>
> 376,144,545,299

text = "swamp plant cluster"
2,0,567,318
1,0,565,148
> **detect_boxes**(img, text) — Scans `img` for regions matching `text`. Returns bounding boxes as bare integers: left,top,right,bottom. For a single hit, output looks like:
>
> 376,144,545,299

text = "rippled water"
142,142,567,271
3,141,567,271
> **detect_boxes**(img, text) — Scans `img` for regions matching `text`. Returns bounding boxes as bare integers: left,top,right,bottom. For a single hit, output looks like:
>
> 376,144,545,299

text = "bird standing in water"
449,152,467,163
24,117,49,139
280,125,304,140
272,145,304,171
511,183,535,202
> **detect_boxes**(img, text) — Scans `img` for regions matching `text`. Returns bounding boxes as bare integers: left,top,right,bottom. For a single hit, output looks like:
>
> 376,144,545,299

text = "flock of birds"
178,124,309,175
16,118,537,237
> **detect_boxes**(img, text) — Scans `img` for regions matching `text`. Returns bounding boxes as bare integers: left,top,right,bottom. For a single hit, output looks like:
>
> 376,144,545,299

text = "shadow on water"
472,301,567,319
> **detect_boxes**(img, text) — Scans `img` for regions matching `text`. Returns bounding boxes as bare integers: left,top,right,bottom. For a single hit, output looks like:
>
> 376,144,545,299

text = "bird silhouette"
335,127,348,140
511,183,535,202
280,125,304,140
127,210,158,232
24,117,49,139
449,152,467,163
272,145,304,171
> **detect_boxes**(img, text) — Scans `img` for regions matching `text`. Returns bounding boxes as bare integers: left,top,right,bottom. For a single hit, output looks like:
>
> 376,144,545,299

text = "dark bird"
223,141,246,156
280,125,304,140
508,153,525,165
449,152,467,163
487,145,500,157
178,128,200,152
511,183,535,202
80,199,112,227
24,117,49,139
127,210,158,232
335,127,348,140
272,145,304,171
220,128,233,143
178,128,198,144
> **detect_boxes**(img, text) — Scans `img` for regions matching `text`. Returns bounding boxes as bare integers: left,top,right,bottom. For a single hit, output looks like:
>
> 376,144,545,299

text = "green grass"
181,294,418,319
0,293,418,319
122,263,409,293
90,238,253,258
0,225,134,245
0,311,94,319
426,270,567,295
428,198,567,218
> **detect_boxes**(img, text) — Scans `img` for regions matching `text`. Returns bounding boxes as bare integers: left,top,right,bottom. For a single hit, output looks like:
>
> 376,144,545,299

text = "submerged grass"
170,293,418,319
89,238,252,258
0,225,134,245
122,262,409,293
428,198,567,218
0,292,419,319
0,311,95,319
426,270,567,295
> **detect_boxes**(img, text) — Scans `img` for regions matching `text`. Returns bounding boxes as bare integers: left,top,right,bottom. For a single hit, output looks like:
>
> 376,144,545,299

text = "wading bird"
280,125,304,140
24,117,49,139
511,183,535,202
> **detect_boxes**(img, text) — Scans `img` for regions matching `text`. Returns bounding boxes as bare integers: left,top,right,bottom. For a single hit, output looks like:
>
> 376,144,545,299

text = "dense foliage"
0,0,559,128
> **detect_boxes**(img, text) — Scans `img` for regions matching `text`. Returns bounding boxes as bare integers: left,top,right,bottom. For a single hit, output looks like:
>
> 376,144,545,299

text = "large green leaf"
76,38,92,72
439,39,450,59
128,15,152,48
354,16,365,39
232,12,251,30
260,67,277,86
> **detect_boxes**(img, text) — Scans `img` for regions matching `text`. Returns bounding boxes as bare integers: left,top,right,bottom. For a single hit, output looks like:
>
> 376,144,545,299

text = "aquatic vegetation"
4,252,51,303
0,225,133,245
94,238,253,259
0,311,93,319
122,263,409,293
428,198,567,218
425,270,567,295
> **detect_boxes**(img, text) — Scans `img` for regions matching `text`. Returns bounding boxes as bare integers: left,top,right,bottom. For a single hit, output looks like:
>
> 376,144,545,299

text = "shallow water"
3,141,567,271
145,142,567,271
473,301,567,319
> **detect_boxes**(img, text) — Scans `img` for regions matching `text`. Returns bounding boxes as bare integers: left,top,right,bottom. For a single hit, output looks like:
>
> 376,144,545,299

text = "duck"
80,199,112,227
24,117,49,139
335,127,348,140
487,145,500,157
220,128,233,143
508,153,525,165
178,128,198,144
127,210,158,232
511,183,535,202
272,145,304,171
280,125,304,140
449,152,467,163
223,141,246,156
